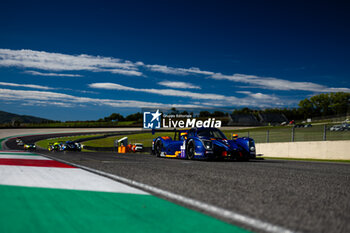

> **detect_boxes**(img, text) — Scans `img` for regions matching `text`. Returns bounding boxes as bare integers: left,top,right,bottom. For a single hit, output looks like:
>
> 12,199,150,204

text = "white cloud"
1,48,348,93
0,88,203,109
143,63,350,93
93,68,143,76
323,87,350,92
24,70,83,77
74,90,98,94
0,49,142,76
236,91,278,100
0,84,290,109
144,64,214,76
211,73,350,92
88,82,282,107
0,82,54,90
21,100,76,108
183,67,215,75
89,82,236,101
144,64,189,75
158,81,201,89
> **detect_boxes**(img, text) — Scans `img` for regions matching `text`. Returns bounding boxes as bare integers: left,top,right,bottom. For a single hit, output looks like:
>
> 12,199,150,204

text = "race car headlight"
202,140,213,150
250,146,255,152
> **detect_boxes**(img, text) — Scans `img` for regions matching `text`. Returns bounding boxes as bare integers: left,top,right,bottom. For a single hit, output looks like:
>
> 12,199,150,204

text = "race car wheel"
186,141,195,160
155,140,162,157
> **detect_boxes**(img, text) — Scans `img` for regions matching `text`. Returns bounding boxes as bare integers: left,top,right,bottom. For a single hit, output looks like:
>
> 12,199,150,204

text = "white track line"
0,165,147,194
0,154,51,160
0,151,35,154
41,152,295,233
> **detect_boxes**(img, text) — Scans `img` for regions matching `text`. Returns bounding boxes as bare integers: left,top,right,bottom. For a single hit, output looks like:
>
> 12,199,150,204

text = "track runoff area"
0,150,255,233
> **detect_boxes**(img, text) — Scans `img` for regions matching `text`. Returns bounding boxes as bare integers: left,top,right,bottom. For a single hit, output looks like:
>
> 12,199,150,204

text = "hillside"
0,110,51,124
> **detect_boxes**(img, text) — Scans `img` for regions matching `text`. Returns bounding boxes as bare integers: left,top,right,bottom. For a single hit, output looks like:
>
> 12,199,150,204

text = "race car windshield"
197,128,227,139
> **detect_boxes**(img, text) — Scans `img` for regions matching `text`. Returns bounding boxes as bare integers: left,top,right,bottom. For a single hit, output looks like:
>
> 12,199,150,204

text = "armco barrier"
256,140,350,160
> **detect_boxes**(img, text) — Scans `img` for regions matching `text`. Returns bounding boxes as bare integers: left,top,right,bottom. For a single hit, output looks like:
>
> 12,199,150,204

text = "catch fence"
225,124,350,143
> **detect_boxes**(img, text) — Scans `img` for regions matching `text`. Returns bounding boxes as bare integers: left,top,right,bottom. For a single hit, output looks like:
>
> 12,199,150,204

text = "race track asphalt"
5,133,350,233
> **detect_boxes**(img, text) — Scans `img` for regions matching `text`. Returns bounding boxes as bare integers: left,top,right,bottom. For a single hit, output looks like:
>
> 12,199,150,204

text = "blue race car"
152,127,256,161
61,141,82,152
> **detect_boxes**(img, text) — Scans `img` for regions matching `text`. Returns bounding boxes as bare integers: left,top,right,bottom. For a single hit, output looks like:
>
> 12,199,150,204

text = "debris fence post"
291,126,295,142
323,124,327,141
266,130,269,143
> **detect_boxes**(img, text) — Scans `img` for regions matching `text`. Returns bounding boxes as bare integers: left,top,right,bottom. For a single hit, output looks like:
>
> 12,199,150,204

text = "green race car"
24,144,36,151
47,142,64,152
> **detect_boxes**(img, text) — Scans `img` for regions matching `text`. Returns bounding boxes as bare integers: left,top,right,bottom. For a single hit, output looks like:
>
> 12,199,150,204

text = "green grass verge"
82,132,175,148
36,134,104,149
262,157,350,163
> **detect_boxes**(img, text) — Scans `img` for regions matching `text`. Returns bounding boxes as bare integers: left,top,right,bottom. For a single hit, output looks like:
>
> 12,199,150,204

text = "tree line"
97,112,143,122
233,92,350,120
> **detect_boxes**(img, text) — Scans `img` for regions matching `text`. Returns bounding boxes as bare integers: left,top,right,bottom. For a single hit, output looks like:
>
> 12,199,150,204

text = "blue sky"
0,0,349,121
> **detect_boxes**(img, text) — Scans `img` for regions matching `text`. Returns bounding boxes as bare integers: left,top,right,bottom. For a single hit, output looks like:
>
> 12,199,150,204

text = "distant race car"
62,141,81,151
16,138,24,146
132,143,143,152
24,143,36,151
341,123,350,131
330,125,343,131
47,142,64,152
152,127,256,161
330,123,350,131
